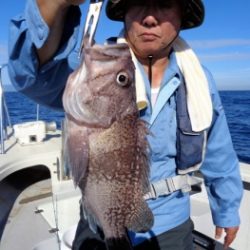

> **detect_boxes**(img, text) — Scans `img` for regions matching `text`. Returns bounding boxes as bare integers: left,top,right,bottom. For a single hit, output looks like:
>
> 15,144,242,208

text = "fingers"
66,0,86,6
215,226,239,250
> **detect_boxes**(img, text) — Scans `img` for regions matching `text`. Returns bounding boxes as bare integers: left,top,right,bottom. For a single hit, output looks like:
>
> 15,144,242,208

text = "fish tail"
105,236,133,250
127,199,154,233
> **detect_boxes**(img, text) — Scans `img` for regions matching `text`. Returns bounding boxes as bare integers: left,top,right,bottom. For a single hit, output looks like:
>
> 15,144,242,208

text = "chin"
140,49,158,58
139,42,161,55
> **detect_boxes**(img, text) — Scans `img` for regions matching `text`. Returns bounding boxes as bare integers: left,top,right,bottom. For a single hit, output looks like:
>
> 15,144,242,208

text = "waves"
220,91,250,163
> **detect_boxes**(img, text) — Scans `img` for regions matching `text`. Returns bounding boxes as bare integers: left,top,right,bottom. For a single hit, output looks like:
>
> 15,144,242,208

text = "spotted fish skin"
63,43,153,249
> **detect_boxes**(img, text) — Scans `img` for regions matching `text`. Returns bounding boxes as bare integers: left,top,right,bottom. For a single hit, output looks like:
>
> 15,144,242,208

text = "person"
8,0,243,249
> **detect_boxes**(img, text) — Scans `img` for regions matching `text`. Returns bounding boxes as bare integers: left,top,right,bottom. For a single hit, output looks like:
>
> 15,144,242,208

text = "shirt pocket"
149,96,177,160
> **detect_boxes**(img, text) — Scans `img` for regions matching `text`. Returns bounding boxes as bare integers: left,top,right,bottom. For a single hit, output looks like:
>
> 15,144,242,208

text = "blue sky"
0,0,250,90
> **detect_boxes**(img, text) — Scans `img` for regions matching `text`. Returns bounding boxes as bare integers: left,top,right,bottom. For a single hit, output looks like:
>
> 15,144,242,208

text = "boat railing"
0,64,12,154
61,119,71,180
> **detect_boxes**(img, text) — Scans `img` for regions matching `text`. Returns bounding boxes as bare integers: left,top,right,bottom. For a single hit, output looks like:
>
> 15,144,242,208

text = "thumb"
215,227,223,239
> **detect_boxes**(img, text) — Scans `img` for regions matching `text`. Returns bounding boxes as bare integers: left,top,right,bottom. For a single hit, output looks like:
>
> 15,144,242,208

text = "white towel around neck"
117,36,213,132
173,36,213,132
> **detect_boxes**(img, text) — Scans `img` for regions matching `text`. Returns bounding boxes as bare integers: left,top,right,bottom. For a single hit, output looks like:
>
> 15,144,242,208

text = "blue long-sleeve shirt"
8,0,243,246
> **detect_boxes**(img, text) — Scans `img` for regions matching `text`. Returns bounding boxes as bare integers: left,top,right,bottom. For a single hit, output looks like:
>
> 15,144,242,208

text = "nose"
141,6,158,27
142,15,158,27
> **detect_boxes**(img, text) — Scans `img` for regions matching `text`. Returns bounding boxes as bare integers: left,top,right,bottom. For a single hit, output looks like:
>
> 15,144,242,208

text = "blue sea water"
4,90,250,164
219,91,250,164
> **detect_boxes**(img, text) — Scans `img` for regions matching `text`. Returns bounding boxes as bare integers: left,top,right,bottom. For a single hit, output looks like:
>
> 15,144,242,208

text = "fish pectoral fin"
64,119,89,186
70,147,89,186
127,200,154,233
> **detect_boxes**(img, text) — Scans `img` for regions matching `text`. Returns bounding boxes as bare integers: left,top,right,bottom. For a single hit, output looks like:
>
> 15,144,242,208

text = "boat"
0,64,249,250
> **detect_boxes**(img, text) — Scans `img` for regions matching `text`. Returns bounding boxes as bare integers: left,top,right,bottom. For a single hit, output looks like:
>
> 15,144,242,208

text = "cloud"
189,39,250,49
237,67,250,74
215,67,250,78
185,38,250,63
199,52,250,62
213,67,250,90
216,76,250,90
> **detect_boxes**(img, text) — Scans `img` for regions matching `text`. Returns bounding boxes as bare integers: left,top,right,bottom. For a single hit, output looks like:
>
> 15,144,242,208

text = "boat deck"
0,179,81,250
1,174,248,250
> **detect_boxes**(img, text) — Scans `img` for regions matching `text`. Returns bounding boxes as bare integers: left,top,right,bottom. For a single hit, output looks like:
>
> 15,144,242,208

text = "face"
124,0,182,60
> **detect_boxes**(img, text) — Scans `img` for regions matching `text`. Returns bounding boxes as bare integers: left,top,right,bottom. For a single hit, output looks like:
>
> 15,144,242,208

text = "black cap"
106,0,205,29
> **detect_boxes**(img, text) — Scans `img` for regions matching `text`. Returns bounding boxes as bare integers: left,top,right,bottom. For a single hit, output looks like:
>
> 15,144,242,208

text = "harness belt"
144,175,202,200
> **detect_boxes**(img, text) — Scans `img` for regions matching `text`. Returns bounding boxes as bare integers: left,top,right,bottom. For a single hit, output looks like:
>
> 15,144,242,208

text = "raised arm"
8,0,85,109
36,0,86,65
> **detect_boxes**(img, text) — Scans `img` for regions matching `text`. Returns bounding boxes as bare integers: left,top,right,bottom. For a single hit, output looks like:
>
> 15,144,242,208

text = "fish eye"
116,72,130,87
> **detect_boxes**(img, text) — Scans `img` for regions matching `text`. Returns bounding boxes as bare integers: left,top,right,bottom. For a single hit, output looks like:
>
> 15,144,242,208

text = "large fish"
62,42,153,249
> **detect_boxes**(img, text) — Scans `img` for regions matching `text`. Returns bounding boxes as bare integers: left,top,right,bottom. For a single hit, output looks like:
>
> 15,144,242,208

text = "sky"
0,0,250,90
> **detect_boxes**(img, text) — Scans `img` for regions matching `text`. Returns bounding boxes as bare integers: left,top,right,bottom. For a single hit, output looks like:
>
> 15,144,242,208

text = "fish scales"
63,43,153,249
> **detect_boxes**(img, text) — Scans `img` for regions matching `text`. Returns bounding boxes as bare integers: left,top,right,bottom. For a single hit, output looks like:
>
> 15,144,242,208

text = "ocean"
4,90,250,164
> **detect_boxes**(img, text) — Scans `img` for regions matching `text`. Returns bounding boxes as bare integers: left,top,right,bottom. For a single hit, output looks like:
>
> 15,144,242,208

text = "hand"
61,0,86,6
215,226,239,249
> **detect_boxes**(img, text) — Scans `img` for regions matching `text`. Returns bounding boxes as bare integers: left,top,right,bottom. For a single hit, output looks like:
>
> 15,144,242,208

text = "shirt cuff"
212,210,241,228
